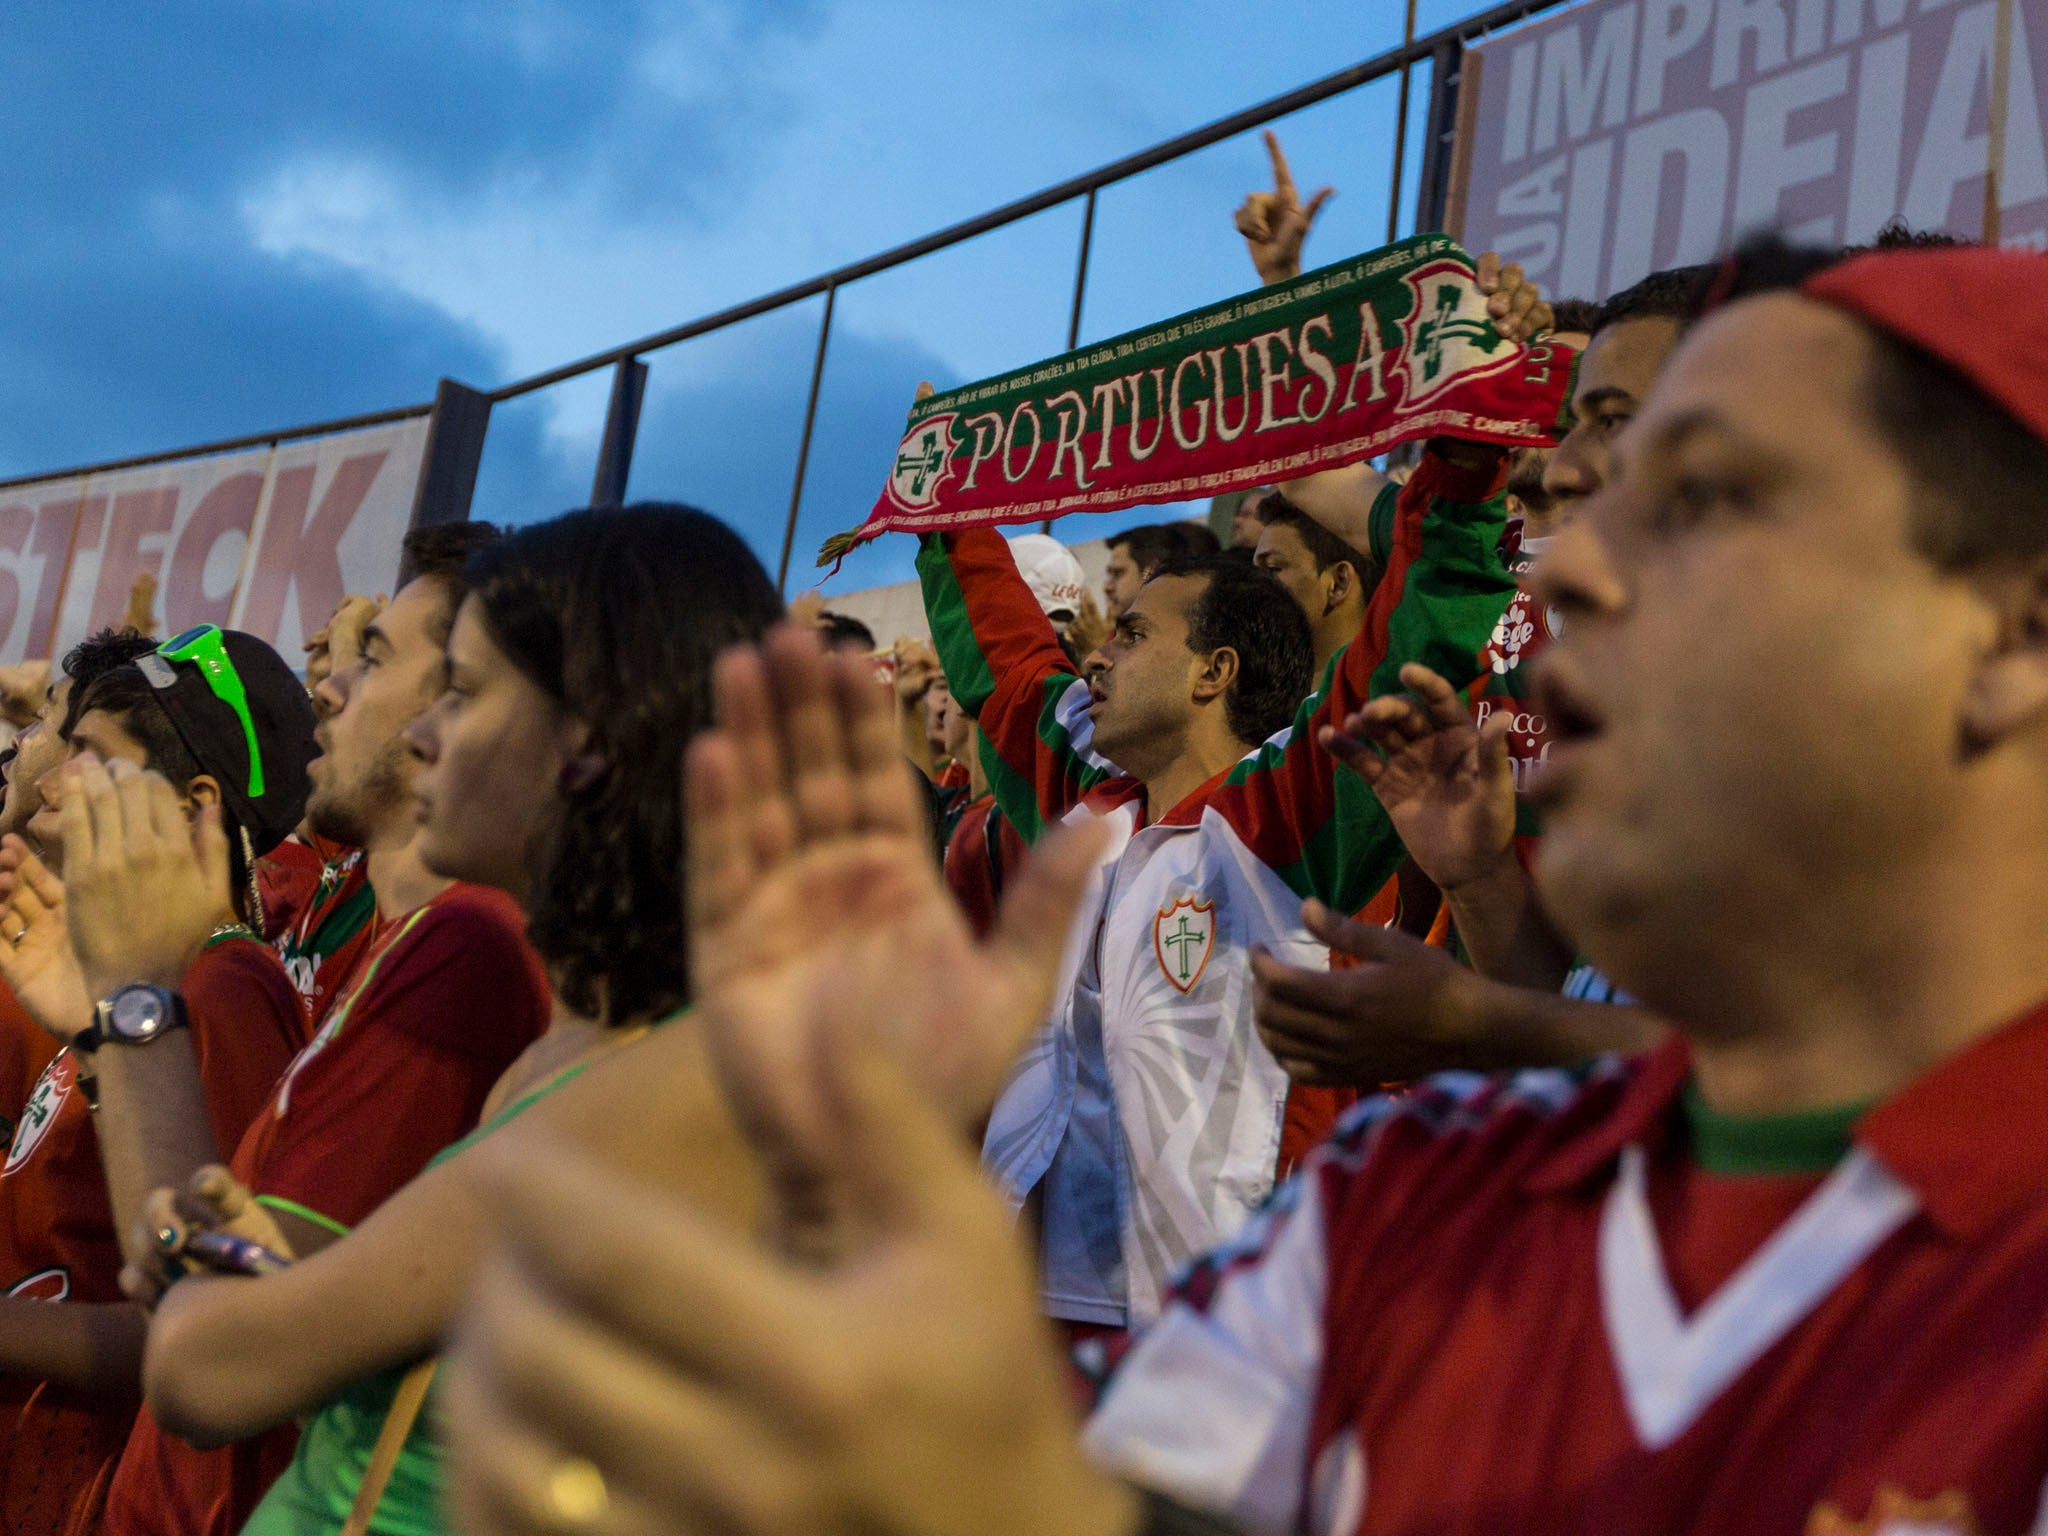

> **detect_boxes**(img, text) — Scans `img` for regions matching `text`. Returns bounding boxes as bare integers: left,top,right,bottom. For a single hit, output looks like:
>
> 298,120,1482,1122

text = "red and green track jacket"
917,449,1515,1326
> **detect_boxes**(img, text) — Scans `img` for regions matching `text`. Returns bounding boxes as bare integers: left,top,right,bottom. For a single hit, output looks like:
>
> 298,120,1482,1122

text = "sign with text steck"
1454,0,2048,301
0,416,430,666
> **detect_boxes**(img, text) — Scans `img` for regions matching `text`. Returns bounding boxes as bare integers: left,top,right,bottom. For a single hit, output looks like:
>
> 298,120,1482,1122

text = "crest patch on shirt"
1153,897,1216,993
6,1055,73,1174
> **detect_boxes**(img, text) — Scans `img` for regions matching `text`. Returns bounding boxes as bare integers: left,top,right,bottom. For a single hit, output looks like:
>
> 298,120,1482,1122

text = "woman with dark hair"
91,504,781,1535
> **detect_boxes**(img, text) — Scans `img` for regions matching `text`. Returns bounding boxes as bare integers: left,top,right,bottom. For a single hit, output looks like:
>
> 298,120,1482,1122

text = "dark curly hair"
400,521,504,642
1595,264,1715,337
1146,553,1314,746
462,503,783,1025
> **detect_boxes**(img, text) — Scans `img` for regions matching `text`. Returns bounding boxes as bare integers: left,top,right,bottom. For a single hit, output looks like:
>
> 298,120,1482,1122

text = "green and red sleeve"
918,530,1111,842
1205,449,1517,914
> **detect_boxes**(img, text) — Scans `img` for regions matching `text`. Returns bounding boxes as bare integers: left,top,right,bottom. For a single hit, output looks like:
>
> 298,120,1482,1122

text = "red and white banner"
0,415,430,666
1453,0,2048,300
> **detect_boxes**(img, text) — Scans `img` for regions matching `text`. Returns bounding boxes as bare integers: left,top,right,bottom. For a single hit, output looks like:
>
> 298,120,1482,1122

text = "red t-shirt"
0,937,304,1536
1087,1003,2048,1535
99,882,551,1536
942,793,1026,939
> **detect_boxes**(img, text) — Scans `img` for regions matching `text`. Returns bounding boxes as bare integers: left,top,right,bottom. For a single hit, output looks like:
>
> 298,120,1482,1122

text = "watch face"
108,987,170,1043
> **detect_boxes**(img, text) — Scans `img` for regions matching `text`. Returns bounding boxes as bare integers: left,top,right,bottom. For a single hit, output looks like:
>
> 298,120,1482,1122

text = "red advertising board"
0,416,430,666
1454,0,2046,299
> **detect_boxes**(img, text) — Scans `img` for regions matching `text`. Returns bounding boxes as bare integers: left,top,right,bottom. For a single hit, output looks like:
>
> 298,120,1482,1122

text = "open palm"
1321,662,1517,891
0,839,91,1041
686,629,1101,1254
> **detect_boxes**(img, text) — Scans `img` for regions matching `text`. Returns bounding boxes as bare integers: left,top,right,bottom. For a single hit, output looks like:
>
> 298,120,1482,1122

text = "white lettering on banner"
0,417,429,667
1732,53,1852,239
1459,0,2048,297
1638,0,1716,113
1711,0,1792,90
1610,108,1732,290
1532,4,1639,156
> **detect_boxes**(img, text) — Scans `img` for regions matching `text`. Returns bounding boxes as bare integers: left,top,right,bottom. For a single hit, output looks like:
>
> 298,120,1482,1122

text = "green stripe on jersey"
1682,1080,1867,1175
255,1195,350,1237
917,535,997,714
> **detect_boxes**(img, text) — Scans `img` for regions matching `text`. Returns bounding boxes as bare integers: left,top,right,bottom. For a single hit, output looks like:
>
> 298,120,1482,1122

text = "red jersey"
942,793,1026,939
1085,1002,2048,1535
99,882,551,1536
0,936,304,1536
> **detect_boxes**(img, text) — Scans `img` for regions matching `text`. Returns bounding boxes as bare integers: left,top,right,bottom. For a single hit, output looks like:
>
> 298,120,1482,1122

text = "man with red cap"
442,235,2048,1536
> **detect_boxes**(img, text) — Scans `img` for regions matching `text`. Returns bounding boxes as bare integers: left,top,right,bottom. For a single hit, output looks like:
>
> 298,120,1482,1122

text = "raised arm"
1206,445,1517,915
918,530,1111,839
1234,133,1389,517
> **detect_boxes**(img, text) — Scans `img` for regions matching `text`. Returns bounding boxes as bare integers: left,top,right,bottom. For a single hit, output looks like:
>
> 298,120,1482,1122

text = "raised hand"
304,594,383,691
1235,129,1334,285
785,589,828,632
1253,899,1495,1086
890,636,940,706
1321,662,1518,894
124,570,159,636
1065,588,1110,660
444,1047,1132,1536
0,660,51,730
1474,251,1554,344
686,626,1105,1256
53,755,235,1002
0,838,91,1041
1253,899,1659,1084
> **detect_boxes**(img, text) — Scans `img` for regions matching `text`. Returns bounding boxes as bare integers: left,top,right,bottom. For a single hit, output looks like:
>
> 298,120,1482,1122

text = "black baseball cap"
132,627,316,856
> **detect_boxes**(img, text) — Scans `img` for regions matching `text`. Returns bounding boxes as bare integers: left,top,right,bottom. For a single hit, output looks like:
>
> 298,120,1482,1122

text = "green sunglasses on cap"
146,625,266,800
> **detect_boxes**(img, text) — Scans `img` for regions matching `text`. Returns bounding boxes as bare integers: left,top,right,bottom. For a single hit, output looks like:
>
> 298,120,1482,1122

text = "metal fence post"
776,284,838,594
591,357,649,507
409,379,493,529
1387,0,1421,243
1415,37,1467,235
1042,187,1099,534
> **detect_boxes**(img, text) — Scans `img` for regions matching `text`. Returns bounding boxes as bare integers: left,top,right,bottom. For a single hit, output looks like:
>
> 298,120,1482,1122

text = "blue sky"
0,0,1529,593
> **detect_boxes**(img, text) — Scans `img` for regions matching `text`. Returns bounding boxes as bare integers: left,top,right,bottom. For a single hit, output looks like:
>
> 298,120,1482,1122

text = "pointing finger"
1262,128,1296,199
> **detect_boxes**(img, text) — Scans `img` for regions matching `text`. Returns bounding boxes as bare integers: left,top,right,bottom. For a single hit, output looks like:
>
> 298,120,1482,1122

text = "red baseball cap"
1800,244,2048,451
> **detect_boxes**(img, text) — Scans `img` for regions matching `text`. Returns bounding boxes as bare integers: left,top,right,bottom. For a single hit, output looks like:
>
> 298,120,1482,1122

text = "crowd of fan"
0,134,2042,1536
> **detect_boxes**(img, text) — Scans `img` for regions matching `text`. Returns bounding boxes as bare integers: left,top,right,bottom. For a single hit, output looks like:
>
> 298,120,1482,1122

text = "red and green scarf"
821,233,1575,565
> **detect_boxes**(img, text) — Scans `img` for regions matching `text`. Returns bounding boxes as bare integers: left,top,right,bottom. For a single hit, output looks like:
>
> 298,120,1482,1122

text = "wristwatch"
75,985,190,1054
